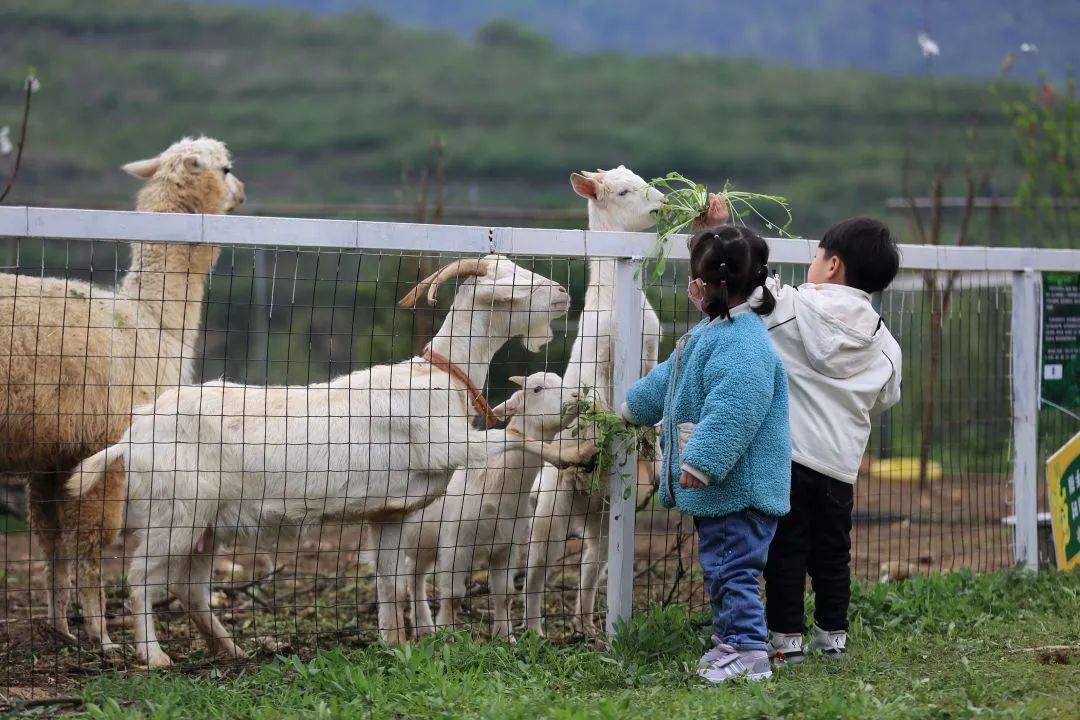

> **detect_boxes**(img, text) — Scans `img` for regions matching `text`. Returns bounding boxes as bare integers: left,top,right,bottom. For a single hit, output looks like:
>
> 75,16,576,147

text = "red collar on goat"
421,347,500,428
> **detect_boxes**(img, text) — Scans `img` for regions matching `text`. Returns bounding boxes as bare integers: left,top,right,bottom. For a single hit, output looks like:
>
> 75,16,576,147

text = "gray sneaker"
696,642,773,683
808,624,848,658
767,630,806,665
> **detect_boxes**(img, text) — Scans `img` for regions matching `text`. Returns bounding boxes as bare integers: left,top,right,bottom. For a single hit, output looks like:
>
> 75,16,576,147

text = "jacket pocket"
676,422,697,457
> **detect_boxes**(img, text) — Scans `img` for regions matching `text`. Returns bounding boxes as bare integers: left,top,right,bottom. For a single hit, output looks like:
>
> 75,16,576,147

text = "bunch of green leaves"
644,172,796,286
571,387,641,495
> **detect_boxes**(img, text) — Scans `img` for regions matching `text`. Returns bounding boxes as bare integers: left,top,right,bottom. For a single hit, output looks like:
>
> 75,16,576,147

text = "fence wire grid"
0,215,1075,700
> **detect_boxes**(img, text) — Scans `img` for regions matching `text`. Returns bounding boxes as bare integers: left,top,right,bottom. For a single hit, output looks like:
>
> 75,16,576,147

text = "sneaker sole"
773,651,805,665
746,670,773,681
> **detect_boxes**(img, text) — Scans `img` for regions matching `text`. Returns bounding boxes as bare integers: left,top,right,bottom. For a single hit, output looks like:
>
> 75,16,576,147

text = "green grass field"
73,570,1079,719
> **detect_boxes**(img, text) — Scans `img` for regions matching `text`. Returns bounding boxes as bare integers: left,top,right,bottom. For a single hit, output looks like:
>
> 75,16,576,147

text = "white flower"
1020,42,1038,54
0,127,12,156
25,75,40,94
917,32,940,58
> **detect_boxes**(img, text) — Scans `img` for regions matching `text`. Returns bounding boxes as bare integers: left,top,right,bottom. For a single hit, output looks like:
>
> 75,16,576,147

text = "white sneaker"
808,624,847,658
767,630,805,665
696,643,773,683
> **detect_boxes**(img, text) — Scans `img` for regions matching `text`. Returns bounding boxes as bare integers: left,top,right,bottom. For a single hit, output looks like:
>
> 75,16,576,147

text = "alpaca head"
123,136,245,214
570,165,664,232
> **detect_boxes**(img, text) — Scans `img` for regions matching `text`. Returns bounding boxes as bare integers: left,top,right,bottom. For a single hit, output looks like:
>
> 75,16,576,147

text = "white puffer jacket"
761,278,902,484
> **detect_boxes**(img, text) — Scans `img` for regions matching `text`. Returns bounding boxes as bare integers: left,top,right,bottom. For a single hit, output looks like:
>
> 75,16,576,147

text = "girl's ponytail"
714,262,731,320
746,234,776,316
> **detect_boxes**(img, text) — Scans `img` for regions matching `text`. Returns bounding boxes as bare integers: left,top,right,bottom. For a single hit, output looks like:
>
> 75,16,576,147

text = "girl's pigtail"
715,262,731,319
753,263,776,315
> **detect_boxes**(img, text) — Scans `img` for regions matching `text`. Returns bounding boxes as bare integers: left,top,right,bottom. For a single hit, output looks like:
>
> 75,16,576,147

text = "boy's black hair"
689,224,776,320
819,217,900,294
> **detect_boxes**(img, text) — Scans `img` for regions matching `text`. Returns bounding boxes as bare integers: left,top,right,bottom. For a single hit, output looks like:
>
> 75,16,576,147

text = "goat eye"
618,189,629,197
533,387,542,394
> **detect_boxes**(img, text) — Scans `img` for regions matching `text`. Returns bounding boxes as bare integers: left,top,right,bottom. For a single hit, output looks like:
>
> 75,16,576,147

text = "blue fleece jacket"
623,308,791,518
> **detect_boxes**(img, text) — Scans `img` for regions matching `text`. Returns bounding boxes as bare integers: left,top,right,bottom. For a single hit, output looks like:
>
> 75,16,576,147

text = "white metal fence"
0,206,1077,679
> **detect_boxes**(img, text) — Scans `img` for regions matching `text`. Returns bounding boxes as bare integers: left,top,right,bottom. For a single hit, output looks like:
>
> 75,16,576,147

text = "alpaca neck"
119,242,218,348
426,305,504,394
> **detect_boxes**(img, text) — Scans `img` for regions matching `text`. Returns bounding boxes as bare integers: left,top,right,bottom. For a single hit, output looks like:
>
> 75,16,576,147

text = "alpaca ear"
121,157,161,179
571,172,599,199
184,155,203,172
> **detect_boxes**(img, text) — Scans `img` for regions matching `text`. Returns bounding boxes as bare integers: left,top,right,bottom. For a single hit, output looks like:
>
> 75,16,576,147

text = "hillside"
201,0,1079,79
1,0,1021,235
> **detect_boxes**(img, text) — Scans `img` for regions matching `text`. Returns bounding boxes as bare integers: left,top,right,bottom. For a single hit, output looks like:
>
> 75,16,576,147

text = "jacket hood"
792,283,885,379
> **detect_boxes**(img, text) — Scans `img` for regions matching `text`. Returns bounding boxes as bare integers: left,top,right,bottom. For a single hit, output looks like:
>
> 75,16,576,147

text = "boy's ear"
826,253,846,283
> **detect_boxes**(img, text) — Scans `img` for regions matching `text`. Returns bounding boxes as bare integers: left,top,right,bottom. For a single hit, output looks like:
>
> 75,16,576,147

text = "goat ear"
490,391,523,419
121,156,161,179
570,172,600,199
508,375,526,387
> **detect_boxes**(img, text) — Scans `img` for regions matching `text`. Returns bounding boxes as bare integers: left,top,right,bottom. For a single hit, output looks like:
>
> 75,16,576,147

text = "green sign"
1042,272,1080,407
1047,431,1080,571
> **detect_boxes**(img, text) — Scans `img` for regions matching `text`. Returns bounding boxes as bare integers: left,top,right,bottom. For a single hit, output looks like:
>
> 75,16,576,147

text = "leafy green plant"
571,387,645,494
645,172,795,285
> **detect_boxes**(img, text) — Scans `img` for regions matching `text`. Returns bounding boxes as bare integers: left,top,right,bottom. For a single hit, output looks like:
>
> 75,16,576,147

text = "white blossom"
25,75,40,94
1020,42,1038,54
0,127,12,157
917,32,940,58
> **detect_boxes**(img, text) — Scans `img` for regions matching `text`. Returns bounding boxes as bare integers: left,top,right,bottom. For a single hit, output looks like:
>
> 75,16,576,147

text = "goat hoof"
142,649,173,668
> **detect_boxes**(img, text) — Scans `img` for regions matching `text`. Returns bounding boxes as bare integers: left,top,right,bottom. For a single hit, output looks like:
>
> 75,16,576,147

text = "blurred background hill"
0,0,1073,241
206,0,1079,79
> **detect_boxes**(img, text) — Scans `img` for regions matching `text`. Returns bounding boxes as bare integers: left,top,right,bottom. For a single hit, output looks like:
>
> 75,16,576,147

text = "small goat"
66,255,595,666
404,372,580,640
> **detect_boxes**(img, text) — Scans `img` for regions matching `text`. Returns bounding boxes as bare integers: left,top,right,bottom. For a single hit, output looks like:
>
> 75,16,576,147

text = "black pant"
764,463,854,633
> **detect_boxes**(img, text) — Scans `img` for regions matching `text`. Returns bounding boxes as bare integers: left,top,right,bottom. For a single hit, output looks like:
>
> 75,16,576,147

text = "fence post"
1010,268,1041,570
606,257,643,637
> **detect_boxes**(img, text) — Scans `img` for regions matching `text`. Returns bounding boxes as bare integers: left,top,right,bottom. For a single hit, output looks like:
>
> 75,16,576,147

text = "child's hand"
692,193,730,230
679,467,708,489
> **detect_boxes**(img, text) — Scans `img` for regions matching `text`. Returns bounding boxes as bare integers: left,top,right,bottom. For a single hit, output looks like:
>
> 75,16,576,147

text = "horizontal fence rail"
0,206,1077,698
2,207,1079,270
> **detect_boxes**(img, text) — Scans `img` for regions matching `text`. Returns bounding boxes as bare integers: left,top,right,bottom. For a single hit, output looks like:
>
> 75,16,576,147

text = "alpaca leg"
127,530,172,668
76,546,117,651
173,550,242,660
30,478,75,641
371,523,408,645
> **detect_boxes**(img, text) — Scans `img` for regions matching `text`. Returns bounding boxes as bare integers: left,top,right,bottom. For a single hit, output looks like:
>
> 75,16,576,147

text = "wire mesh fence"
0,211,1076,700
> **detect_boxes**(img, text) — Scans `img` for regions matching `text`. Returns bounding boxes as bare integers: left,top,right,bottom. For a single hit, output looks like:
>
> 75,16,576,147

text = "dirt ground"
0,471,1020,703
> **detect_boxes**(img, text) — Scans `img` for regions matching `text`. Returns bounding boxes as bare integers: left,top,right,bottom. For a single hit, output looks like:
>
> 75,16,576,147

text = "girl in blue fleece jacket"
621,225,790,683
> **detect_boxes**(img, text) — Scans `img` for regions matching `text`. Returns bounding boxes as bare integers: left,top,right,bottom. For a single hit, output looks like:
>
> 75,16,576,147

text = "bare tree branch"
0,78,34,204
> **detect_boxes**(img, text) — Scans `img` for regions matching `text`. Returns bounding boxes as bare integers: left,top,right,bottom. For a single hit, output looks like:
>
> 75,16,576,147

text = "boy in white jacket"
763,216,901,662
700,207,902,662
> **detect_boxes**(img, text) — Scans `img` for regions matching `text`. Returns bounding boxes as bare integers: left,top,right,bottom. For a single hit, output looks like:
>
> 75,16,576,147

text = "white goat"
65,255,595,666
524,166,664,637
403,371,580,640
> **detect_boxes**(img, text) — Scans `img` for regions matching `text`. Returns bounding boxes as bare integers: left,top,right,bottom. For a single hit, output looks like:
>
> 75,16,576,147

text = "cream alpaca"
6,137,244,647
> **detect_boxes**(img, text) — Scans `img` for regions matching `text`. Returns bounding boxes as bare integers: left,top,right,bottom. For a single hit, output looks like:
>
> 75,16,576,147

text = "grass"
75,569,1080,719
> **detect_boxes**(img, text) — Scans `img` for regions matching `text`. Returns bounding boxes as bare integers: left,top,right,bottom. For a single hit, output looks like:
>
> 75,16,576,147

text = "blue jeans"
695,510,778,651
